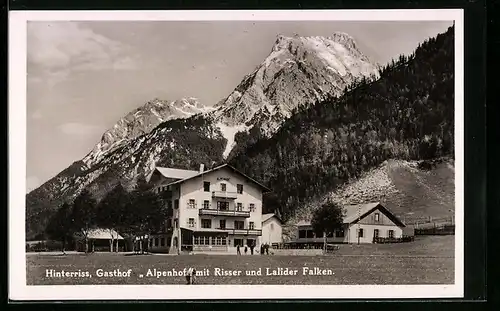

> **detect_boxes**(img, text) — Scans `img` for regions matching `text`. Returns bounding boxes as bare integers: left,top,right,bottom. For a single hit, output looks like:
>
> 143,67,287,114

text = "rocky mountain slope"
26,32,379,239
83,97,212,167
211,33,380,157
291,159,455,224
230,26,455,223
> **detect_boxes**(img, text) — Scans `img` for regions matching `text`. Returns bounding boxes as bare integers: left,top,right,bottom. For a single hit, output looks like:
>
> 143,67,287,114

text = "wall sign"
217,177,230,181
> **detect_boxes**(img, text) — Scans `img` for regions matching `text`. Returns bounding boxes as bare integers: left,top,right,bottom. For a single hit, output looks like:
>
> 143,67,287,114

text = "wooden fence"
414,224,455,235
373,236,415,244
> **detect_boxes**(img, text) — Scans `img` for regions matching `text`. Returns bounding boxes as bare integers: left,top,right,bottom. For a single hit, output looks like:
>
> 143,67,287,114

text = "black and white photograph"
9,10,464,300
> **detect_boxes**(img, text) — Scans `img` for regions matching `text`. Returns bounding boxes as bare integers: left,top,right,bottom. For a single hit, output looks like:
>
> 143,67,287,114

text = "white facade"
294,203,405,245
261,214,283,246
148,164,269,253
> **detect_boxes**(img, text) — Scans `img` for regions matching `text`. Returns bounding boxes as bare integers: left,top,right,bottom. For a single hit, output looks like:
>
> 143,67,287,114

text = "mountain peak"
212,31,379,136
82,97,211,167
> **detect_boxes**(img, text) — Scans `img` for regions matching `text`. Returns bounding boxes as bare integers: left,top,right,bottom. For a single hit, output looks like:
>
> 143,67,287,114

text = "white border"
9,9,464,301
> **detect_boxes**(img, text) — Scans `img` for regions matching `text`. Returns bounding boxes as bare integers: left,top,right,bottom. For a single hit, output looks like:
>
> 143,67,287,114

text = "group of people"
236,243,270,255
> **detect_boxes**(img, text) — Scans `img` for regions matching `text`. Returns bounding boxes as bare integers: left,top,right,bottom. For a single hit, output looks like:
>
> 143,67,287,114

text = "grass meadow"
26,235,454,285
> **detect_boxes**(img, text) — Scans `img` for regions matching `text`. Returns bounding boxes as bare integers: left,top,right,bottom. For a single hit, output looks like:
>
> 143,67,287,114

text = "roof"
343,202,381,224
155,167,200,180
87,229,124,240
296,202,405,227
262,213,282,223
164,164,272,192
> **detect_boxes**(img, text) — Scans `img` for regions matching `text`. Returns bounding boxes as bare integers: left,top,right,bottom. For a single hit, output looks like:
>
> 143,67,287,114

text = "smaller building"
76,229,125,252
261,213,283,247
292,202,407,245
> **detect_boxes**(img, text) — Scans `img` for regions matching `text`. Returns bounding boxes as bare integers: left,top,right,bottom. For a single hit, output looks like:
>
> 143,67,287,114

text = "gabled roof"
164,164,271,192
262,213,282,223
87,229,124,240
155,167,199,180
343,202,381,224
296,202,405,227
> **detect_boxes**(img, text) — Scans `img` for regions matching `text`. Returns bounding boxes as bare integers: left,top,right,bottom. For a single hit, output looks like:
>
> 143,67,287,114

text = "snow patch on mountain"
216,122,250,158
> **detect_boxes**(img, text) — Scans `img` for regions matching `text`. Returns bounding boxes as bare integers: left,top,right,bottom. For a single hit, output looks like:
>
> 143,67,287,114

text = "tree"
311,200,344,252
45,202,73,254
124,189,167,254
71,189,98,253
96,183,129,252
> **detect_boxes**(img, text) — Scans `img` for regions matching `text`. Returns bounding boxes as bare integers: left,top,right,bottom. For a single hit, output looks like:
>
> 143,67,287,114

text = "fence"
403,215,454,229
373,236,415,244
415,224,455,235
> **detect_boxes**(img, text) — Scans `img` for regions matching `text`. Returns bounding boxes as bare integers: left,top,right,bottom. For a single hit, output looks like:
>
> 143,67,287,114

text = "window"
194,236,199,245
374,213,380,222
149,239,153,247
388,230,394,238
270,223,274,231
167,200,173,210
237,184,243,194
249,222,255,230
154,238,159,247
174,218,178,228
219,219,226,229
203,200,210,209
204,181,210,192
217,201,229,211
234,238,243,246
335,229,345,237
234,220,245,230
166,218,172,228
373,229,379,238
220,183,226,191
174,199,179,209
221,236,227,245
188,199,196,209
160,237,165,247
249,203,255,212
358,228,364,238
236,203,243,211
299,230,306,238
188,218,195,228
202,219,212,229
306,230,314,238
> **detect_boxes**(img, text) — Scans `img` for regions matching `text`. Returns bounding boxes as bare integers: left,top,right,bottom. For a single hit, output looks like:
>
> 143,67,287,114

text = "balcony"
212,191,238,199
216,228,262,236
199,208,250,218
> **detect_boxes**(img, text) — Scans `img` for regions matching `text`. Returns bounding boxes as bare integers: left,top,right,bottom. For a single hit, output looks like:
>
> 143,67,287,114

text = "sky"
26,20,453,192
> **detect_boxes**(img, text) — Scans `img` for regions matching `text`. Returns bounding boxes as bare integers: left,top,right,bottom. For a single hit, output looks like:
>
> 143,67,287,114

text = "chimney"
199,164,205,173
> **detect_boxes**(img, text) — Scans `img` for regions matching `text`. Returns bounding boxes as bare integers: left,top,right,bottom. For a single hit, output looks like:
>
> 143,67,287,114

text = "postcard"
9,9,464,300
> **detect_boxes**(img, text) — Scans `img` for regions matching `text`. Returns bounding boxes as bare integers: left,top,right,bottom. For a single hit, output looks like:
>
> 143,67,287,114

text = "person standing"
244,245,248,255
260,244,264,255
236,244,241,255
265,243,269,255
250,243,255,255
186,267,197,284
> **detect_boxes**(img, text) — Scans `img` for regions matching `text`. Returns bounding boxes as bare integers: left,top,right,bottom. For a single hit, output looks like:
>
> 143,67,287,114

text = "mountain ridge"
27,30,437,240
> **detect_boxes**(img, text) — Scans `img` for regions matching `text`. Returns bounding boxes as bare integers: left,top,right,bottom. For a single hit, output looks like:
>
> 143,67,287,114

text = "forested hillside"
26,115,226,240
229,26,455,220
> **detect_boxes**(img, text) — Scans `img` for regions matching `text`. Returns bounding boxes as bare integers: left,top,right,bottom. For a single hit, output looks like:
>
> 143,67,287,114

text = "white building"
292,202,407,245
147,164,271,253
261,213,283,246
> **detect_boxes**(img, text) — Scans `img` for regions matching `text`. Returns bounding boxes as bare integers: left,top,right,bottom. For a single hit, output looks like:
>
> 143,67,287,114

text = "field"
26,236,454,285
